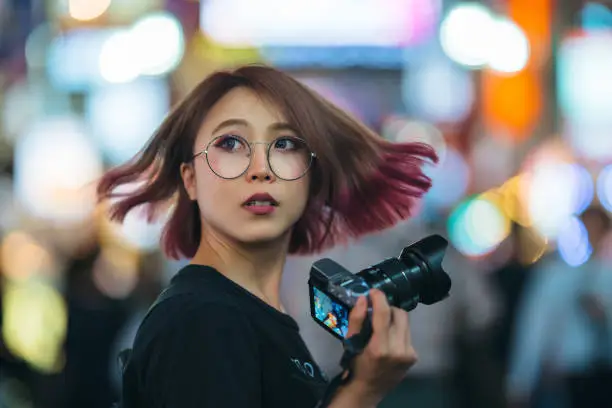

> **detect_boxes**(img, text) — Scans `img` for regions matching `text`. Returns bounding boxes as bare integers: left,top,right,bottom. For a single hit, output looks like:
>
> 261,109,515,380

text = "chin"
233,223,293,247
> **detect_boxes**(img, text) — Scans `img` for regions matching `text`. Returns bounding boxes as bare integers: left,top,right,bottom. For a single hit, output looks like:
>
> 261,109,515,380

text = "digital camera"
308,234,452,340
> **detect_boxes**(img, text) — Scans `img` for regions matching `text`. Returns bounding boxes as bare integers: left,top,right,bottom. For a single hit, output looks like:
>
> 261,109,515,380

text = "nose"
245,143,275,182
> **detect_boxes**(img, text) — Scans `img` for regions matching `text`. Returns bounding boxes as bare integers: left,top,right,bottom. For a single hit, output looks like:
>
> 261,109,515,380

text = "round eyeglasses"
192,134,316,181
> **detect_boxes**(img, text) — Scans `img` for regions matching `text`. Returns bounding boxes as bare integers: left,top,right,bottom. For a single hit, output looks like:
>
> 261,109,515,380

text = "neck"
190,228,290,312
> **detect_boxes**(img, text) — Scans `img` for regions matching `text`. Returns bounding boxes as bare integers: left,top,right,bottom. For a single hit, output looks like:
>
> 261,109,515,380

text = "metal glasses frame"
192,134,317,181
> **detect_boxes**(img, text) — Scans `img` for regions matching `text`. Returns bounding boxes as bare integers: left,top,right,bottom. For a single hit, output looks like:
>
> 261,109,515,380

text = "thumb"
346,296,367,338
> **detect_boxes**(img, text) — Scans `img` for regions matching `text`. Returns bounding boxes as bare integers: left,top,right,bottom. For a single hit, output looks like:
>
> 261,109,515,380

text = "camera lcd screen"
312,286,350,339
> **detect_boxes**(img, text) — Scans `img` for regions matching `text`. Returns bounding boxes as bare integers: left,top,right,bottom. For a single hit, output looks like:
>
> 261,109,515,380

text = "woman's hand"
344,289,418,405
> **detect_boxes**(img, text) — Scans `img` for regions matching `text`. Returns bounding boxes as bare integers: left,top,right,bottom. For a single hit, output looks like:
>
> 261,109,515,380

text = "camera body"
308,234,452,340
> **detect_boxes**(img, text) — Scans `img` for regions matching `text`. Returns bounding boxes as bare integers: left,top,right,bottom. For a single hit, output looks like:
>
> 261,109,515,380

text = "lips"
242,193,279,207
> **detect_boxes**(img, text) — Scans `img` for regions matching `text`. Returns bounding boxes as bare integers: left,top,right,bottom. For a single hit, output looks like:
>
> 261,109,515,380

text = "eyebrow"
211,118,298,135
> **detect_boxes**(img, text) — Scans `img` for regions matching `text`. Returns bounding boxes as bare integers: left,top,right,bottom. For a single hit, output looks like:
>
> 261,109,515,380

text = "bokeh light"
558,32,612,123
99,30,140,84
440,3,494,68
2,280,68,373
402,54,475,123
1,81,48,143
68,0,112,21
13,117,103,223
0,231,59,282
448,196,511,257
47,28,119,91
597,164,612,212
201,0,430,47
425,147,470,210
86,78,169,165
130,11,185,76
557,216,592,266
581,2,612,32
441,4,530,74
92,247,140,299
522,162,593,238
487,17,530,74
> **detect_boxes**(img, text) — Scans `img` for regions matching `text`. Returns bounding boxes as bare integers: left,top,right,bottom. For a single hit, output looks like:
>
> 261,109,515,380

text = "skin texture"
181,87,310,249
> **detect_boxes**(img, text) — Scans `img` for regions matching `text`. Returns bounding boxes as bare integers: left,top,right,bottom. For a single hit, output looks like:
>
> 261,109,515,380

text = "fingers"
389,307,418,365
346,295,367,338
370,289,391,349
389,308,409,353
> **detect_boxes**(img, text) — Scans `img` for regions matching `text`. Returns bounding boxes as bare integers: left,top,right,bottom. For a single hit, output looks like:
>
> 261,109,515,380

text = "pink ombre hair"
97,65,437,259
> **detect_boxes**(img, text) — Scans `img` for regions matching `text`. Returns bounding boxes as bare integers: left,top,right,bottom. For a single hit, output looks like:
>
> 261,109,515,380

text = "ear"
180,162,197,201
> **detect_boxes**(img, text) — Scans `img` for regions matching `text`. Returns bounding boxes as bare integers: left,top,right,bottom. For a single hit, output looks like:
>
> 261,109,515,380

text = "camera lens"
355,234,451,311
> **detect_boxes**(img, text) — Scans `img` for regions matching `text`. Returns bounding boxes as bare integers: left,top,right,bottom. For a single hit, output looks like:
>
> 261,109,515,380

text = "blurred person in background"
62,245,131,408
108,253,166,396
489,223,535,378
507,207,612,408
487,222,538,407
97,64,441,408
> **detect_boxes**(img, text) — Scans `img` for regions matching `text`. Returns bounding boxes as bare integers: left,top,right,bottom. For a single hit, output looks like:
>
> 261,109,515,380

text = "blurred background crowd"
1,0,612,407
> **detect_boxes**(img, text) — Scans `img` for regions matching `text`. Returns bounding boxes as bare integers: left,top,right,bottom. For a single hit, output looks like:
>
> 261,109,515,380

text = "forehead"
201,87,286,132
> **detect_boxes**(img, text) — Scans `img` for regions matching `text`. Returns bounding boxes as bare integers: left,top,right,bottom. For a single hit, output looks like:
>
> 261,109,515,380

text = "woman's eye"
274,137,297,150
214,135,245,151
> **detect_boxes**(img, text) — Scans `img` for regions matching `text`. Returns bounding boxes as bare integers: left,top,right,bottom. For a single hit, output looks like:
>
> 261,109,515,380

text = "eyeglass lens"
205,135,313,180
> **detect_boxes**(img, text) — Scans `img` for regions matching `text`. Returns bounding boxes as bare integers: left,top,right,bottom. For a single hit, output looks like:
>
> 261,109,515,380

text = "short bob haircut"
97,64,437,259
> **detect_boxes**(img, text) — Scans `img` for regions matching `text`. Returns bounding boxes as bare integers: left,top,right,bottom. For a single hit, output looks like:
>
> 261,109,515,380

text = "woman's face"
181,87,311,248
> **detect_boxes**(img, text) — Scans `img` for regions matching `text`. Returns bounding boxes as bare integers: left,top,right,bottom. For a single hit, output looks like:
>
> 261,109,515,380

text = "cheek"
286,179,310,216
193,170,226,215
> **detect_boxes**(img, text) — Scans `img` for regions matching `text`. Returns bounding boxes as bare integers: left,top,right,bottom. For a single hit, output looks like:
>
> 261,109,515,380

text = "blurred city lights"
523,162,593,238
425,147,470,210
558,33,612,123
572,165,596,214
402,53,475,123
557,216,592,266
565,122,612,161
448,196,511,257
0,231,59,282
130,11,185,76
68,0,112,21
597,164,612,212
105,0,164,21
1,81,48,143
99,30,140,84
86,78,169,165
440,4,530,74
2,280,67,373
201,0,437,47
25,24,55,71
581,2,612,32
440,3,494,68
47,28,120,91
487,17,530,74
482,69,542,137
14,117,103,223
92,247,140,299
499,175,532,226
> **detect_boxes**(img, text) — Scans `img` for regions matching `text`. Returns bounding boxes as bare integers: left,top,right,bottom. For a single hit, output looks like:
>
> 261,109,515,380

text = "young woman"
98,64,438,408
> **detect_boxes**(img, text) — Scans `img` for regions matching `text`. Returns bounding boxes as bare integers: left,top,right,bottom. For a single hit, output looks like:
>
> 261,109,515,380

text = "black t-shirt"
124,264,330,408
